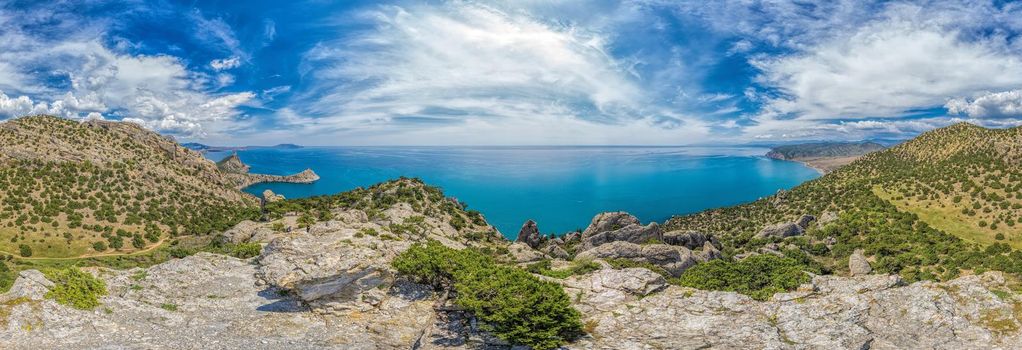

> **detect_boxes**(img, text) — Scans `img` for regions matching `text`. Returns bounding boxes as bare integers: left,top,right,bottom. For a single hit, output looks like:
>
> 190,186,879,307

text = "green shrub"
526,258,601,279
43,267,107,310
675,254,811,301
393,241,582,350
18,244,31,257
230,243,262,259
0,262,14,293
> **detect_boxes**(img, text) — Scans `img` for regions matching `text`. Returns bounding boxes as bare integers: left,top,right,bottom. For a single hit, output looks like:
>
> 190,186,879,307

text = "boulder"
575,241,697,277
515,219,543,248
218,220,277,244
796,214,816,229
754,222,803,239
662,230,716,249
583,211,641,237
696,241,722,262
817,211,839,226
848,249,872,276
578,212,662,252
509,242,546,263
262,189,285,203
543,244,571,260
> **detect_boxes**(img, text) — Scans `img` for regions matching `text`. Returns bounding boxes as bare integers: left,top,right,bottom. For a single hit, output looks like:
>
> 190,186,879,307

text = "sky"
1,0,1022,146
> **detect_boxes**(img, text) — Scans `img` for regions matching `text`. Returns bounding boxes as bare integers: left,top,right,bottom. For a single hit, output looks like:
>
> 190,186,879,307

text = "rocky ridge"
215,152,320,189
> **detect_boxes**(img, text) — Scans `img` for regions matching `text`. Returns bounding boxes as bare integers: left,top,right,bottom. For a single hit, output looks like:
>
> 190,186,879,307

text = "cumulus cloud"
0,4,254,137
946,90,1022,118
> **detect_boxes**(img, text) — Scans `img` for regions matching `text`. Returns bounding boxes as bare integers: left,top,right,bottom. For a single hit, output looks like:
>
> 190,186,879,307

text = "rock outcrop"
575,241,697,277
575,272,1022,349
216,152,251,174
848,249,873,276
515,219,543,248
662,230,716,249
262,189,285,203
755,222,803,239
578,212,662,252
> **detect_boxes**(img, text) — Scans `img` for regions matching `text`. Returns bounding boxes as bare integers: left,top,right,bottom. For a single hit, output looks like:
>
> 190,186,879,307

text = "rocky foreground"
3,181,1022,349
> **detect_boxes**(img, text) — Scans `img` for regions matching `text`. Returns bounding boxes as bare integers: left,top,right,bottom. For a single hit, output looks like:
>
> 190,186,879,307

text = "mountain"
766,141,886,172
766,141,886,160
0,116,260,258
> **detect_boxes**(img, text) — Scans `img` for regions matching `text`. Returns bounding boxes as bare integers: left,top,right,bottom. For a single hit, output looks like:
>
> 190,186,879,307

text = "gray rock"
543,244,570,260
261,189,285,203
755,222,804,239
818,211,839,226
578,212,662,252
796,214,816,229
561,268,667,314
582,211,641,237
515,219,543,248
696,241,722,262
849,249,872,276
575,272,1022,349
662,230,716,249
575,241,696,277
509,242,546,263
218,220,276,244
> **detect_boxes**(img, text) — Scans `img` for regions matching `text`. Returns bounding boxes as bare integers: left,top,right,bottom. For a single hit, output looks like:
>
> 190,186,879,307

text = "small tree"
18,244,32,257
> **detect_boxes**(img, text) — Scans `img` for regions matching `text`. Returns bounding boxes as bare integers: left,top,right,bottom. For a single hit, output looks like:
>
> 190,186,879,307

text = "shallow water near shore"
207,146,819,239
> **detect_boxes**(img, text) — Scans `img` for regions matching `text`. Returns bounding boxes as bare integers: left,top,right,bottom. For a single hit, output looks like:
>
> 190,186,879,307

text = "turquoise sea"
207,147,819,239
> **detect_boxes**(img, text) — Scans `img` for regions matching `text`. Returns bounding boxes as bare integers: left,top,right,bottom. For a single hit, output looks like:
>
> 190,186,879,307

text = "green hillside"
667,122,1022,282
0,116,259,258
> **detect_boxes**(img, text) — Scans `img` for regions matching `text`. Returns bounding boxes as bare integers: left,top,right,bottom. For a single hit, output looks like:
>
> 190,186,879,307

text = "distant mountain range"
181,143,303,152
765,141,886,161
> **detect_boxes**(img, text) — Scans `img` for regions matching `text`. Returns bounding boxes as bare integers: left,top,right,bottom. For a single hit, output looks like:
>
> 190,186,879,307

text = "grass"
874,187,1022,249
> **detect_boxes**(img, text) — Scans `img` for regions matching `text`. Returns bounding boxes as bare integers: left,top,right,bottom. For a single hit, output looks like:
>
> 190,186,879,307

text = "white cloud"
754,21,1022,120
0,6,254,137
283,3,710,145
946,90,1022,118
210,56,241,71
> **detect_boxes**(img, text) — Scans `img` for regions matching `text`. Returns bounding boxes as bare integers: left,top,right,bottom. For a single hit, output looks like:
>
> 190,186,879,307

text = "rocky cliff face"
214,151,320,189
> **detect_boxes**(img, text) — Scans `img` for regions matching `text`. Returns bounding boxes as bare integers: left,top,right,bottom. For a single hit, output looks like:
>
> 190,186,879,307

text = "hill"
0,116,260,258
766,141,886,160
667,122,1022,282
766,141,886,172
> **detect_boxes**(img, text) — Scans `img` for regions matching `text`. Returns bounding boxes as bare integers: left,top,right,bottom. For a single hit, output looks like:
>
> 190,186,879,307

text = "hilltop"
766,141,886,172
0,116,260,258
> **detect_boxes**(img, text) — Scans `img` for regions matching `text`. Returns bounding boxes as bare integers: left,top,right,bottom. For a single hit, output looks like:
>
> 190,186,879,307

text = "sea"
205,146,819,239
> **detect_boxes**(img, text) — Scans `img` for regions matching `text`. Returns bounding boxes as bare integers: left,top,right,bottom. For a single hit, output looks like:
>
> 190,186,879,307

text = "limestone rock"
662,230,716,249
796,214,816,229
578,212,662,252
262,189,285,203
755,222,804,239
848,249,872,276
543,244,570,260
575,272,1022,349
817,211,839,226
575,241,696,277
696,241,722,262
515,219,543,248
218,220,277,244
216,152,250,174
509,242,545,263
561,268,667,314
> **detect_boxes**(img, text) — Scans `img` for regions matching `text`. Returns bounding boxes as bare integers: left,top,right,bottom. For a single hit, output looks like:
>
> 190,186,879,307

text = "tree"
18,244,32,257
92,241,108,251
131,234,145,249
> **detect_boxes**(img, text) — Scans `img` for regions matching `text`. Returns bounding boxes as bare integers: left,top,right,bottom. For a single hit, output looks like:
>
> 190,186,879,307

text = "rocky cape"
3,181,1020,349
216,152,320,189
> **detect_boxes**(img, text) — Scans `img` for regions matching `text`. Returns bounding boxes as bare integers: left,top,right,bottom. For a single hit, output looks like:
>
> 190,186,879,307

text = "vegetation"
669,123,1022,285
766,141,885,160
525,258,601,279
0,116,260,258
43,267,107,310
675,255,812,301
393,241,582,350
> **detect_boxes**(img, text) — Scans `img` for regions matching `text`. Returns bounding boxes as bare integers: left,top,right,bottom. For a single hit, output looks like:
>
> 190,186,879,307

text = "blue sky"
2,0,1022,145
